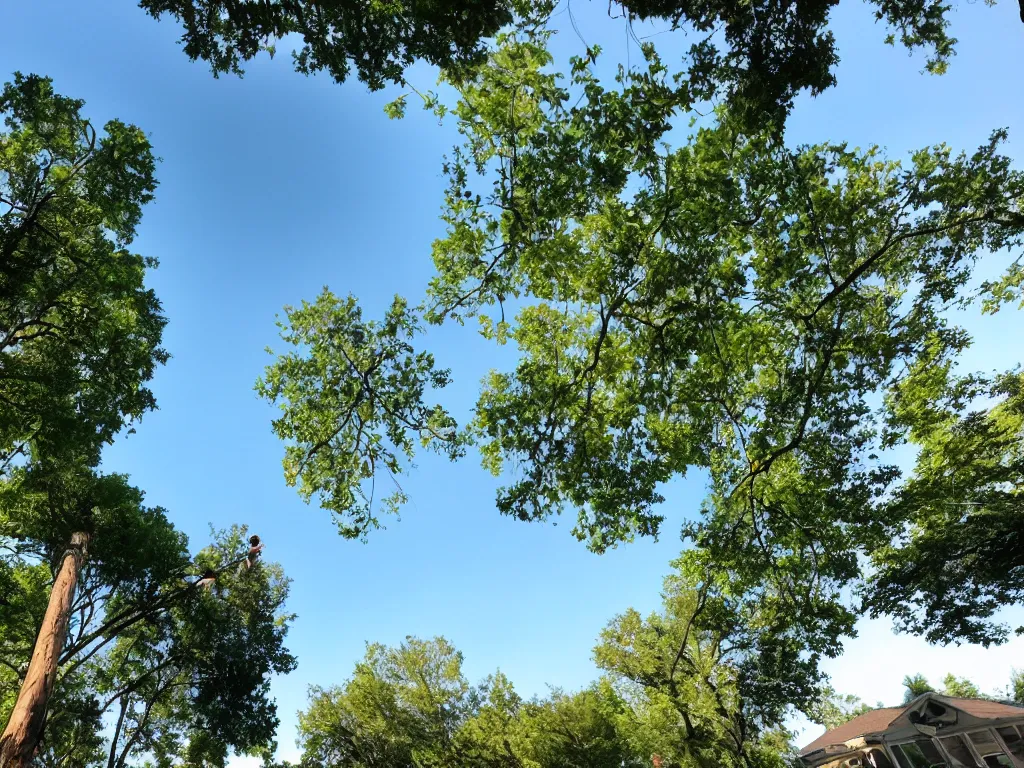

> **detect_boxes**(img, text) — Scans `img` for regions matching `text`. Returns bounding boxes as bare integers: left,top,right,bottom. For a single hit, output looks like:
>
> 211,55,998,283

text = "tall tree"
298,636,475,768
0,528,89,768
84,525,296,768
0,469,295,768
0,70,297,765
594,559,821,768
0,70,169,767
0,464,182,767
136,0,1009,130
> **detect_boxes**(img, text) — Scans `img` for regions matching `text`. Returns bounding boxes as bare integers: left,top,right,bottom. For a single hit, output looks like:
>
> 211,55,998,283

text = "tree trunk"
0,532,89,768
106,696,129,768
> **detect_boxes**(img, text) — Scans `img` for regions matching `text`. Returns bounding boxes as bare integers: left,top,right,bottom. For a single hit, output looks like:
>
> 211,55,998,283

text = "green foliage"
88,525,297,768
0,73,166,470
865,372,1024,645
0,462,194,752
981,257,1024,313
1009,670,1024,705
0,462,189,591
0,467,296,767
513,682,643,768
138,0,514,89
440,37,1022,559
902,674,935,703
621,0,966,127
137,0,977,131
0,72,298,767
0,560,49,728
296,567,809,768
451,671,523,766
594,561,824,767
33,686,105,768
940,674,982,699
256,291,464,538
264,28,1024,649
900,672,992,702
807,687,875,731
299,635,476,768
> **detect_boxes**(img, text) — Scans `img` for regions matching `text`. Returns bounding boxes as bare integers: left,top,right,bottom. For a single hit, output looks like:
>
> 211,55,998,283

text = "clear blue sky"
2,0,1023,761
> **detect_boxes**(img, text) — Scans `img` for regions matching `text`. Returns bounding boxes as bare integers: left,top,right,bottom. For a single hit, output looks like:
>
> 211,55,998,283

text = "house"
799,693,1024,768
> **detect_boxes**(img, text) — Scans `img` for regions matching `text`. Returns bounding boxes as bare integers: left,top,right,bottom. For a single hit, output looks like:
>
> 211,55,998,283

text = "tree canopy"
259,25,1024,649
593,558,819,767
0,72,166,471
137,0,1005,130
865,371,1024,645
295,582,1024,767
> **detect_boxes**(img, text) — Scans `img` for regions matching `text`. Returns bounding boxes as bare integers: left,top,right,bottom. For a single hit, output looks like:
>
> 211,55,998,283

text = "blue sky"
2,0,1023,761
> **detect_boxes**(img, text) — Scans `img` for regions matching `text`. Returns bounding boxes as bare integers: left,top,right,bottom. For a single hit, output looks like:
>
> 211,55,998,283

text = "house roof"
800,695,1024,756
943,697,1024,720
800,708,905,756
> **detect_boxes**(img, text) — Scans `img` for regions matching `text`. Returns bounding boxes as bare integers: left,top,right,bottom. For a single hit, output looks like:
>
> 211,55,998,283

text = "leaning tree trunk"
0,532,89,768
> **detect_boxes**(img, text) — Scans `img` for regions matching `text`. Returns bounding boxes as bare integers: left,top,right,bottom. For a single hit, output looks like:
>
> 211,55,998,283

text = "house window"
865,748,895,768
996,726,1024,761
940,734,978,767
967,730,1013,767
893,739,947,768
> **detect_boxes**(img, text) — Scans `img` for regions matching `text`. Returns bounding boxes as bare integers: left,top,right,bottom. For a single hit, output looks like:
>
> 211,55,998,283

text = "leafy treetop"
0,73,166,471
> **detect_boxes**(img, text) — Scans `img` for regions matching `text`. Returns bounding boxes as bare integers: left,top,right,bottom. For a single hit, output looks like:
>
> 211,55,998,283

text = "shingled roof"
800,707,905,756
943,697,1024,720
800,696,1024,756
